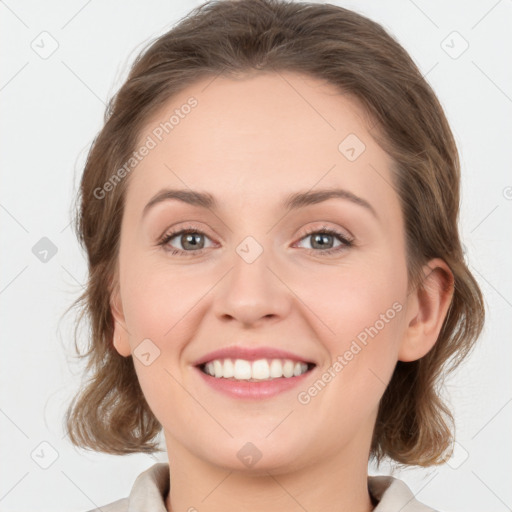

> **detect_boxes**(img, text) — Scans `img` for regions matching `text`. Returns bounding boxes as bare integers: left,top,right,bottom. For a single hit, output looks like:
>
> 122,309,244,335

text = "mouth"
198,358,316,382
192,346,318,398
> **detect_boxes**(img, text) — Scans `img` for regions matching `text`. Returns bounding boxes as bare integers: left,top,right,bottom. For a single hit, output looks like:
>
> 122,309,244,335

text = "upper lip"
192,346,317,367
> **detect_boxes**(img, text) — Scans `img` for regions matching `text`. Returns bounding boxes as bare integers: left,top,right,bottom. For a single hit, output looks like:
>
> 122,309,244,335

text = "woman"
65,0,485,510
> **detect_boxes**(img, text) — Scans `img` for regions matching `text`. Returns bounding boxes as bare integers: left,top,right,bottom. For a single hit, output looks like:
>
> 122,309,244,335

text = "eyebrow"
142,187,378,219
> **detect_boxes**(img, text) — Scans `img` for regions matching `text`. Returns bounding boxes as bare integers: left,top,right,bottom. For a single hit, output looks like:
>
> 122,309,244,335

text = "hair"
64,0,485,466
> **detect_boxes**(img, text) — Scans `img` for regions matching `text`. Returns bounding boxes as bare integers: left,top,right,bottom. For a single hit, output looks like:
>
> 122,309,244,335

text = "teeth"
203,358,310,380
223,358,234,378
283,360,295,378
234,359,252,379
251,359,270,379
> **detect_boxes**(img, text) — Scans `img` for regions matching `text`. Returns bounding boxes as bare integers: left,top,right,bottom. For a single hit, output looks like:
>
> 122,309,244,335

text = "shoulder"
369,475,440,512
82,497,129,512
80,463,169,512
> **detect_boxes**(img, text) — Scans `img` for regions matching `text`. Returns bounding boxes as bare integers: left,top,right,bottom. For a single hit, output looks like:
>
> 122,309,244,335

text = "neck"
164,440,374,512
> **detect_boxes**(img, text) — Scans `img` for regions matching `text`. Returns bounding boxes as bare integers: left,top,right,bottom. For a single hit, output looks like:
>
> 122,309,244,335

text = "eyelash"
157,224,354,257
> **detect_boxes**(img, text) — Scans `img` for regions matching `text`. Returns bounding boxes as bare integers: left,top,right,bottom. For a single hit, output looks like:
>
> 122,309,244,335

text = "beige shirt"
85,462,438,512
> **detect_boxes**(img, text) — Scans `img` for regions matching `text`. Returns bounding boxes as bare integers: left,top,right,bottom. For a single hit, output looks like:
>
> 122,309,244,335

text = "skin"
111,71,454,512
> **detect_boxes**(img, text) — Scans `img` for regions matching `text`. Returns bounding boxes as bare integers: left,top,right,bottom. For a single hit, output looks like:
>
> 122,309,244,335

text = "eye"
157,224,354,257
158,225,215,256
294,225,354,256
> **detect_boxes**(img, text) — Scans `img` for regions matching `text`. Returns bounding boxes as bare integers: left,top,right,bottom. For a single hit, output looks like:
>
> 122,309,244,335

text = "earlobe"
110,283,132,358
398,259,454,362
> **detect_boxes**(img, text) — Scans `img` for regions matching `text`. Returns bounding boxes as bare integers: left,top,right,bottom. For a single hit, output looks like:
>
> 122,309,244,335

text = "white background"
0,1,511,511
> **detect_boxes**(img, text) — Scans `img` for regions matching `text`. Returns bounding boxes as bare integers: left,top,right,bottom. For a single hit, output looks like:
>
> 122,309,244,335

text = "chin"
200,434,305,474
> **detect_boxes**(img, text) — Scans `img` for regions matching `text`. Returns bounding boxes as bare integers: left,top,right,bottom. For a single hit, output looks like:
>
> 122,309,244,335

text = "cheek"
119,261,203,427
120,256,205,342
300,252,407,343
306,253,407,392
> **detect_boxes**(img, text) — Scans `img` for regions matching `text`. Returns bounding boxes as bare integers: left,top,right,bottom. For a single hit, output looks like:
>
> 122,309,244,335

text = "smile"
200,358,314,381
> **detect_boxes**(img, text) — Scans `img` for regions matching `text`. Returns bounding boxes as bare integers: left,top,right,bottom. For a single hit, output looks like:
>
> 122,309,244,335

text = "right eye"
158,226,216,256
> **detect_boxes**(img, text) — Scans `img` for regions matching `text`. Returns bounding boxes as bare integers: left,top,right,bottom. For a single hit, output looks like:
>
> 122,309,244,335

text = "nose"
213,240,291,327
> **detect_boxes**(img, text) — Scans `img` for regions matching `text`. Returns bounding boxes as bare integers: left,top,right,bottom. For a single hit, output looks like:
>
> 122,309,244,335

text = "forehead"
127,71,399,217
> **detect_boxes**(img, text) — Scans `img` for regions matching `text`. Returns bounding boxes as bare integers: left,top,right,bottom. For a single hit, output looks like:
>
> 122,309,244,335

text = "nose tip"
213,249,291,327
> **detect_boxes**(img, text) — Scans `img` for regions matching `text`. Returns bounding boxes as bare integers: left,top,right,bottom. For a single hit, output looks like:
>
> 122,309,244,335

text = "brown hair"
64,0,485,466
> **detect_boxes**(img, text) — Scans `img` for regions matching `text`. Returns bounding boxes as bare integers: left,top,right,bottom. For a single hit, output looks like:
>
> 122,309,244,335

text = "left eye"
294,228,353,253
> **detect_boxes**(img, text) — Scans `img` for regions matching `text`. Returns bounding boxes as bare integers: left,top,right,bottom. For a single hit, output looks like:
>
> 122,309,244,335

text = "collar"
118,462,437,512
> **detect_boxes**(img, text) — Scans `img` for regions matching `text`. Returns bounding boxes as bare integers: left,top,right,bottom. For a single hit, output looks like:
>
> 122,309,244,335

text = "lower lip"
194,366,315,400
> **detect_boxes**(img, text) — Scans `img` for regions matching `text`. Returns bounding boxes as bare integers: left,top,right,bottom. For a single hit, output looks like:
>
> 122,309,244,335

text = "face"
111,71,417,474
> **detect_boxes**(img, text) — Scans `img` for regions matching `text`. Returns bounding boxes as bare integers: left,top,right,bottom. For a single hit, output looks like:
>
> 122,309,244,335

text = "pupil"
181,233,204,249
312,233,332,249
183,233,204,250
179,233,334,251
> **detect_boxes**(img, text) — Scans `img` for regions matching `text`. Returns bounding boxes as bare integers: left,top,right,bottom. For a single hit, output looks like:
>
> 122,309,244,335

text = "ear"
110,279,132,358
398,258,454,362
